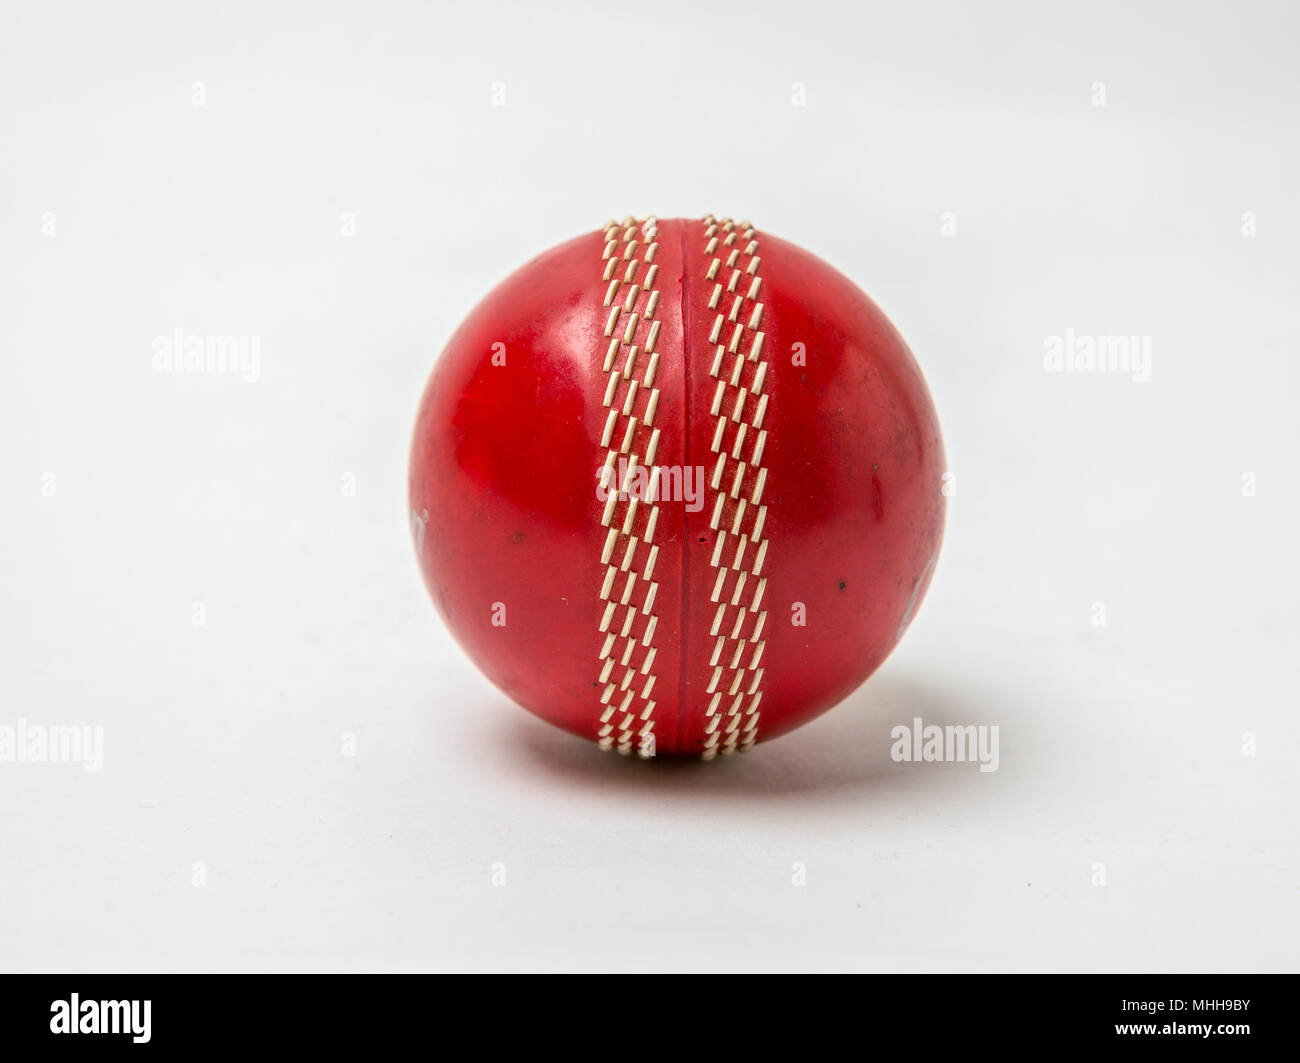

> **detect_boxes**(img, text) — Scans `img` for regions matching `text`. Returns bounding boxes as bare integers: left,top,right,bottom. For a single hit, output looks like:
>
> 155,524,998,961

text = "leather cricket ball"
409,215,946,760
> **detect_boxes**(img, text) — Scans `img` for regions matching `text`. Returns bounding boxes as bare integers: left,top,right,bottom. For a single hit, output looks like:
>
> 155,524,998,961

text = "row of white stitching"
699,216,768,759
594,217,663,758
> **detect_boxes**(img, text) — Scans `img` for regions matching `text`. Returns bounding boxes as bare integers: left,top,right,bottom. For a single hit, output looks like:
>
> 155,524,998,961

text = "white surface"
1,0,1297,972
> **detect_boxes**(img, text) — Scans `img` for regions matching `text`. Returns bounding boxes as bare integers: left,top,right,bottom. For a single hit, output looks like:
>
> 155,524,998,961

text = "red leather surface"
409,217,945,758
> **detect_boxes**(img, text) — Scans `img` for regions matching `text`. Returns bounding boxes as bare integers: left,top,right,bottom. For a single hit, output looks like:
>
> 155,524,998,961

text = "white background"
2,0,1296,972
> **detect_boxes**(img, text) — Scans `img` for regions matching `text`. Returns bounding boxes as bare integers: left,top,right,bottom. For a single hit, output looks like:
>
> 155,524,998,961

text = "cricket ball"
410,215,945,759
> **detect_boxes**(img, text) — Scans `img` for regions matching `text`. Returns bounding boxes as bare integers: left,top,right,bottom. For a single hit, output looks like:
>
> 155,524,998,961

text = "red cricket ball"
410,215,946,760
